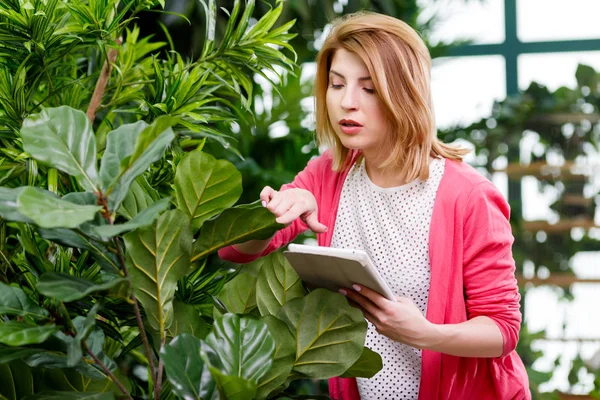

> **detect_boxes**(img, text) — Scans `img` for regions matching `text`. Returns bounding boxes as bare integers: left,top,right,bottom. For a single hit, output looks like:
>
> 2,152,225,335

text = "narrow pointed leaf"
94,197,171,237
17,188,101,229
0,187,32,223
202,314,275,384
37,272,128,302
20,106,99,192
256,252,306,317
174,150,242,234
124,209,192,333
0,322,58,346
255,316,295,400
340,347,383,378
217,272,257,314
192,202,282,262
0,282,48,318
276,289,366,378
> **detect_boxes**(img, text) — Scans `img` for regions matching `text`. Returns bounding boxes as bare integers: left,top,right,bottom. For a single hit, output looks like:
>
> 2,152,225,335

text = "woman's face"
326,48,389,160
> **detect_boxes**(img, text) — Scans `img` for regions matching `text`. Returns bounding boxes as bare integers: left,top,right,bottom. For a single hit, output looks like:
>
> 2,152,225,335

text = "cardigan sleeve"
462,180,522,357
218,154,326,264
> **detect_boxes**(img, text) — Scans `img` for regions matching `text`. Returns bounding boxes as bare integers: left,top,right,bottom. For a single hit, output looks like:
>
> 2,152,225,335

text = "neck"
363,156,408,188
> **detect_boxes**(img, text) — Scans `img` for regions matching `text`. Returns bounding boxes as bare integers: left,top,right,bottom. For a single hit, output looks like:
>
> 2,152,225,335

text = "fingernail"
352,284,361,292
339,289,347,296
261,201,266,207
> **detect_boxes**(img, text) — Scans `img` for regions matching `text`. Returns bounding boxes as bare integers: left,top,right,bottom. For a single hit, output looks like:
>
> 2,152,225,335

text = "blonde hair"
315,12,469,180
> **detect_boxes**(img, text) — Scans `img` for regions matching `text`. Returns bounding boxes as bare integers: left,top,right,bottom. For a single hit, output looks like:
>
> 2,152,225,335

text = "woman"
219,11,530,400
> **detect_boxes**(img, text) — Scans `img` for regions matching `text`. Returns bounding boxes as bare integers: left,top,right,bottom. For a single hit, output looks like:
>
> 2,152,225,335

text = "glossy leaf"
161,333,212,400
105,116,177,212
0,347,40,364
276,289,366,378
124,209,192,333
0,322,58,346
208,369,256,400
202,314,275,384
255,316,296,400
94,197,171,237
0,187,32,223
217,272,257,314
23,391,115,400
99,121,147,190
117,175,160,220
256,252,306,317
174,150,242,233
340,347,383,378
37,273,128,302
166,300,210,340
17,188,101,229
0,282,48,318
20,106,99,192
192,202,282,262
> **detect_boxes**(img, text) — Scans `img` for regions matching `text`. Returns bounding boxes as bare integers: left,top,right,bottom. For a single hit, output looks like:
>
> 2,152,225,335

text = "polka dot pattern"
331,157,445,400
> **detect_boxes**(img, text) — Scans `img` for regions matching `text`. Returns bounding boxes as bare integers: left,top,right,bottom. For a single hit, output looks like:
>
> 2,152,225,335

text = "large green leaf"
208,370,256,400
340,347,383,378
202,314,275,384
117,175,160,220
0,323,58,346
23,391,115,400
0,347,40,363
0,282,48,319
174,150,242,234
192,202,282,262
105,116,177,212
217,272,257,315
161,333,213,400
94,197,171,237
37,272,128,302
99,121,147,190
124,209,192,333
256,252,306,317
0,187,32,223
17,188,102,229
166,300,210,341
20,106,99,192
276,289,366,378
255,316,295,400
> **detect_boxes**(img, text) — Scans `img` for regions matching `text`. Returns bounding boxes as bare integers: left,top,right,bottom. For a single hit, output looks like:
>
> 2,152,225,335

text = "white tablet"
283,244,396,301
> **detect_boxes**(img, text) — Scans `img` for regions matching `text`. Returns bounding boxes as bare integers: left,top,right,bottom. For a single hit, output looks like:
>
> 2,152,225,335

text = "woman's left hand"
339,284,441,350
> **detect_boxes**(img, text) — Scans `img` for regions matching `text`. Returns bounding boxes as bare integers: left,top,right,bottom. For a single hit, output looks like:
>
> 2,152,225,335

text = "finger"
270,196,295,217
276,203,305,225
351,284,392,309
340,288,380,317
304,212,328,233
260,186,276,207
265,192,287,214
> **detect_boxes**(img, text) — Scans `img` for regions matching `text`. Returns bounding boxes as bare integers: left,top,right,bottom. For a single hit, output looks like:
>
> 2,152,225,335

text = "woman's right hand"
260,186,328,233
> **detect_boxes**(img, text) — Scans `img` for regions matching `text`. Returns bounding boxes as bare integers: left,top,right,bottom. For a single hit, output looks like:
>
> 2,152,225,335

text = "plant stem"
153,337,165,400
84,342,132,400
113,237,157,383
86,37,122,122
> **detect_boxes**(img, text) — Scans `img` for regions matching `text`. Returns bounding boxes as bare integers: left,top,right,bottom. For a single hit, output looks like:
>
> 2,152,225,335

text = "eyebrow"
329,69,372,81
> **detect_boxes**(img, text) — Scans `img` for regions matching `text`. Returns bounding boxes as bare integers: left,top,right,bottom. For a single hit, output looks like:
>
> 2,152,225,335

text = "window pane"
417,0,505,45
518,51,600,91
431,56,506,129
518,0,600,42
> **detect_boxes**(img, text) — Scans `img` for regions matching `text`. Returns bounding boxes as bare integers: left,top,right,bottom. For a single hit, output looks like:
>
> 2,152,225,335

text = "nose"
340,87,359,111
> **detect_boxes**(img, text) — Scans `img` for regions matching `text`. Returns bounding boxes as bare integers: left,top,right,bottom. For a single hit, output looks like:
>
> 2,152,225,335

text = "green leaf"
23,391,115,400
0,347,40,364
202,314,275,384
161,333,213,400
125,209,192,333
174,150,242,234
208,370,256,400
99,121,147,190
93,197,171,237
255,316,295,400
192,202,282,262
256,252,306,317
117,175,160,220
0,187,32,223
340,347,383,378
106,116,177,212
20,106,99,192
575,64,598,89
276,289,366,378
0,282,48,318
37,272,128,302
17,188,101,229
217,272,257,314
166,300,210,340
0,323,58,346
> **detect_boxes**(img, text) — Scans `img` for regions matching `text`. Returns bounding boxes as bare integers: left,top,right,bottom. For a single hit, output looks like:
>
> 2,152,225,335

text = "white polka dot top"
330,157,445,400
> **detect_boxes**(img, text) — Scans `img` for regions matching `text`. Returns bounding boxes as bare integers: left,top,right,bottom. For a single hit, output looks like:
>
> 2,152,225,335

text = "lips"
339,119,363,135
339,119,363,127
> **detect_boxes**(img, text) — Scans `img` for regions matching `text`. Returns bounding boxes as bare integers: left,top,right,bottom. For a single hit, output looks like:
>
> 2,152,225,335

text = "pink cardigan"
219,151,531,400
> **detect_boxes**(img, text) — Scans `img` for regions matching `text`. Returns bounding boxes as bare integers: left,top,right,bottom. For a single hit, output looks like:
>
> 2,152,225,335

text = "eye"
330,84,343,89
363,88,376,95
